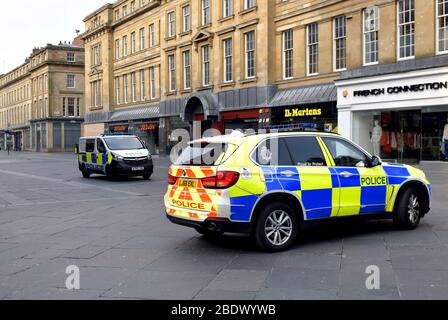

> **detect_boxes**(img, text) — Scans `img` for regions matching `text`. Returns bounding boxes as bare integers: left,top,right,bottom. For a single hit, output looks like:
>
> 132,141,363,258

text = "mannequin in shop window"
371,120,382,156
443,117,448,160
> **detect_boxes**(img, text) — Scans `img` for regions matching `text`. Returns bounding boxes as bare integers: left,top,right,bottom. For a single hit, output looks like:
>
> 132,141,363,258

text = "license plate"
178,179,197,188
132,167,144,171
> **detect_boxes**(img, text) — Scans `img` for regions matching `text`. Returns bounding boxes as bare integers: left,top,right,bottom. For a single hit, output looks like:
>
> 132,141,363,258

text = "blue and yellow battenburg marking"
224,163,430,222
78,152,113,167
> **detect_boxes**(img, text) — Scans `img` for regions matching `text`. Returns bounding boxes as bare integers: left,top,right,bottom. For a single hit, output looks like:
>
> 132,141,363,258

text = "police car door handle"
339,171,354,178
280,171,296,178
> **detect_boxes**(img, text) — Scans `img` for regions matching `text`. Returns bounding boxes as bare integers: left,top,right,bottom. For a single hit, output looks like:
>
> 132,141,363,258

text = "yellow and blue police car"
164,132,431,251
77,134,153,180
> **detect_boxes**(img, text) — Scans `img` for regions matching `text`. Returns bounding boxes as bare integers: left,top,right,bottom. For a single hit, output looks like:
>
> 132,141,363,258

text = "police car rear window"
175,143,230,166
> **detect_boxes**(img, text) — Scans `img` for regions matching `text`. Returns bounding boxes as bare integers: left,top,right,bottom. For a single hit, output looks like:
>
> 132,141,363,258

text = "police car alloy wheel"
265,210,293,246
394,188,421,230
254,202,299,252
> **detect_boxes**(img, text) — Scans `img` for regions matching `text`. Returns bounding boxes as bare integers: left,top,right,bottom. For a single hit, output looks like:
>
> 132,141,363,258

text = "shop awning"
109,105,160,122
269,83,337,107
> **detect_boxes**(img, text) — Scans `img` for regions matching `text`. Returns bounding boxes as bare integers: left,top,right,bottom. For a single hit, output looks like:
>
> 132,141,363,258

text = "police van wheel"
81,166,91,178
393,188,421,230
254,202,298,252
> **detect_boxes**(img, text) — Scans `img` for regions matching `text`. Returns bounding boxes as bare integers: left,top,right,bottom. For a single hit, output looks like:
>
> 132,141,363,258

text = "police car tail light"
201,171,240,189
168,174,178,185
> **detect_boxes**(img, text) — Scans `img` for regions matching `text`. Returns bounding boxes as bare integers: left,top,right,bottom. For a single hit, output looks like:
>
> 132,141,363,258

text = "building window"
437,0,448,54
115,10,120,21
168,11,176,37
244,31,255,79
397,0,415,60
123,75,128,103
307,23,318,75
363,6,379,65
91,81,101,107
131,72,137,102
149,24,155,47
92,45,101,65
139,28,145,50
141,0,146,6
183,50,191,89
140,70,146,101
202,0,211,25
223,38,233,82
131,0,136,12
67,97,75,117
115,77,120,104
131,32,136,54
122,5,128,16
76,98,80,117
223,0,233,18
333,15,347,71
67,52,75,62
149,67,156,99
123,36,128,56
202,45,211,86
168,54,176,92
115,39,120,60
282,29,293,79
244,0,255,10
67,74,75,88
182,5,191,32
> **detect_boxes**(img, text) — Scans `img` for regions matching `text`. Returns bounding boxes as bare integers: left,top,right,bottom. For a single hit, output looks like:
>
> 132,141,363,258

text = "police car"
77,134,153,180
164,132,432,252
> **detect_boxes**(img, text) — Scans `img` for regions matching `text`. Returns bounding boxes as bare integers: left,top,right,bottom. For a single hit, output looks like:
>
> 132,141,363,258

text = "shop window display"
354,110,448,163
422,112,448,161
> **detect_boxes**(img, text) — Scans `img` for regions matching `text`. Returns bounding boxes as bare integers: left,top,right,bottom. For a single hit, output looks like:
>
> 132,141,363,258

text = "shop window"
323,137,369,167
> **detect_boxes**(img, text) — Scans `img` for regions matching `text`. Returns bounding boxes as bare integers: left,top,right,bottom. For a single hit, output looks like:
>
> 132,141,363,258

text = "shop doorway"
422,112,448,161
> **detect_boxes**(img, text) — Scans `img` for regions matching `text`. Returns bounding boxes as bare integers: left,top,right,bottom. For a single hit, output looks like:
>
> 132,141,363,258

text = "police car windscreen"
104,137,144,150
175,143,228,166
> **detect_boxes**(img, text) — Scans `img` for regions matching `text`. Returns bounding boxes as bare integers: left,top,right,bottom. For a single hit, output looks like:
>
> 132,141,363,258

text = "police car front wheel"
393,188,421,230
254,202,299,252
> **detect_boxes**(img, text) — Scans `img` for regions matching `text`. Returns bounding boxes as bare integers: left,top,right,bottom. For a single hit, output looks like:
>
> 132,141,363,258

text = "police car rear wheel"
254,203,298,252
394,188,421,230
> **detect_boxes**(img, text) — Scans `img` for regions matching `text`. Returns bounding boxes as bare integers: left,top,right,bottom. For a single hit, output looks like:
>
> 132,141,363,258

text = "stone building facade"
82,0,448,162
0,42,85,152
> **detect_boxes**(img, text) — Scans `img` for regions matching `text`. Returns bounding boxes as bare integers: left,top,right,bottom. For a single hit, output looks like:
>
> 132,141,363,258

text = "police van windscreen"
175,143,230,166
104,137,144,150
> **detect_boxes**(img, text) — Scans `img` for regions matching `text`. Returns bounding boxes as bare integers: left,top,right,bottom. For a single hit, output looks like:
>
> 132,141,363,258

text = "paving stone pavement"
0,151,448,299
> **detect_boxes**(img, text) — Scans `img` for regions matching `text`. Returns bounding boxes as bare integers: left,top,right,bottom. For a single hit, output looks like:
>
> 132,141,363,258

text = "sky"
0,0,108,74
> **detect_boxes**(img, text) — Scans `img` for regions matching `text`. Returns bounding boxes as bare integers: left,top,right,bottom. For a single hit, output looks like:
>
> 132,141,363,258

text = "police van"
165,131,432,252
77,134,153,180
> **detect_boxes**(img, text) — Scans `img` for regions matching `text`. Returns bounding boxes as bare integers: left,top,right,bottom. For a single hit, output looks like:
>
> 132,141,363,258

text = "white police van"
77,134,153,180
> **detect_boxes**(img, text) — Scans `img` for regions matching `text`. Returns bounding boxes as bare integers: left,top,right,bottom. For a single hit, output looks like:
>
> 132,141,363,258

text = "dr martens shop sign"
351,81,448,97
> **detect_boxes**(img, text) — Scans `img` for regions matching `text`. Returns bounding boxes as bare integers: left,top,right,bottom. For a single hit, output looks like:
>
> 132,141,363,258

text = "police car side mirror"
75,144,79,154
371,156,382,167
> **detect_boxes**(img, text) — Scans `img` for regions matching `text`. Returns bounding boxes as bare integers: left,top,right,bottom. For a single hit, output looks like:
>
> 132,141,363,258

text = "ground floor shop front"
337,63,448,164
0,119,83,152
83,83,338,156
